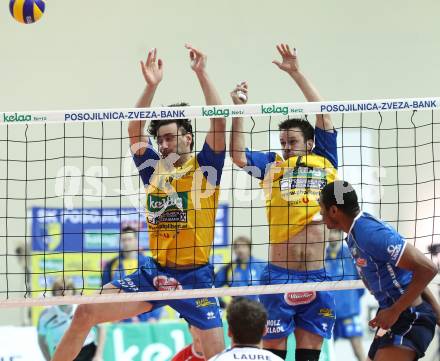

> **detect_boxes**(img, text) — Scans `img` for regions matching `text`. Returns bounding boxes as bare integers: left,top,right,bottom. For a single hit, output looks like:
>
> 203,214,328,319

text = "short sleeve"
196,141,226,186
132,141,160,186
313,128,338,169
244,149,277,180
362,226,406,266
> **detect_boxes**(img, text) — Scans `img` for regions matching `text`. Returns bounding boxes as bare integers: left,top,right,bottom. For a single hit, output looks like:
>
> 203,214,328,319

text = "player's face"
319,199,340,230
121,231,138,252
279,127,312,159
157,123,191,158
233,243,251,262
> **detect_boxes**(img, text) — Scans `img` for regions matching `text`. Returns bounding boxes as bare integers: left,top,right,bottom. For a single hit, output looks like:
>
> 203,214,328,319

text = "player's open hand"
230,81,248,105
369,307,400,331
185,44,207,74
273,43,299,75
140,48,163,87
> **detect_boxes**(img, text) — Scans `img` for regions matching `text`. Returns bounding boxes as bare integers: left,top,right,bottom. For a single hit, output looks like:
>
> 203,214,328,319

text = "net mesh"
0,99,439,308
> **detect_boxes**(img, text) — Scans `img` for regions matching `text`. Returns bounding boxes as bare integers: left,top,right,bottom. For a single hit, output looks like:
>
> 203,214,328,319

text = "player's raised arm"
128,48,164,156
185,43,226,152
229,81,248,168
273,43,333,132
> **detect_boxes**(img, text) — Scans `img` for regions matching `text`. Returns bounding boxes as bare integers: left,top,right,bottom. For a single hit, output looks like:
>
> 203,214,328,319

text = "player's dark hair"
320,180,360,217
226,297,267,345
278,118,314,142
121,225,137,235
148,102,194,151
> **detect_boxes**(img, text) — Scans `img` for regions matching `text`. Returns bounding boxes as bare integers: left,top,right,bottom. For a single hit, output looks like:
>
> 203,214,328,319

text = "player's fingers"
280,43,288,55
157,59,163,70
286,44,294,56
272,60,282,68
146,49,152,65
276,44,284,57
152,48,157,62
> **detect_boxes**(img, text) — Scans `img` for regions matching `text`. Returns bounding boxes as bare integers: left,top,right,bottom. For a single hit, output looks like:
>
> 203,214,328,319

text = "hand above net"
272,43,300,75
230,81,248,104
185,43,207,75
140,48,164,87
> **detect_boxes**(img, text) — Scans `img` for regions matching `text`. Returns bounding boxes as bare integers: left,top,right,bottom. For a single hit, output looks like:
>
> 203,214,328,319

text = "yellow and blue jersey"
102,253,149,285
245,128,338,243
133,141,225,267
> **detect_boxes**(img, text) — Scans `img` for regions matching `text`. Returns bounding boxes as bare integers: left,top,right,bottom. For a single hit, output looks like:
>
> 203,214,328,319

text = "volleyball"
9,0,45,24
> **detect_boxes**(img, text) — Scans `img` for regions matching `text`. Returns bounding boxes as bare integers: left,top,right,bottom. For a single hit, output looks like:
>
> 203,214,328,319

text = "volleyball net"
0,97,439,308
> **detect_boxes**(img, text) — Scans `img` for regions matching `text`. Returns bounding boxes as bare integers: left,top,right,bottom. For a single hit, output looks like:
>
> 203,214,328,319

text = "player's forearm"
289,71,333,131
392,266,437,314
128,85,157,147
196,70,222,106
230,117,247,168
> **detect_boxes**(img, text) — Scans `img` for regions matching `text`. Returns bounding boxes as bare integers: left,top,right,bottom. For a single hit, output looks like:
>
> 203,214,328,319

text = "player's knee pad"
295,348,321,361
265,349,287,360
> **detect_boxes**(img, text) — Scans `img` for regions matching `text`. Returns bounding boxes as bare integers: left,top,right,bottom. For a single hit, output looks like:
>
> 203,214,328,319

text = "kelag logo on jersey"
147,192,188,224
280,166,327,203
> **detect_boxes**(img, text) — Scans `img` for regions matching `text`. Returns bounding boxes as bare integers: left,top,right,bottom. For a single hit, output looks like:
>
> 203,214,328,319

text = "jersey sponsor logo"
318,308,335,318
153,275,182,291
387,244,402,261
147,192,188,224
284,291,316,306
195,298,216,308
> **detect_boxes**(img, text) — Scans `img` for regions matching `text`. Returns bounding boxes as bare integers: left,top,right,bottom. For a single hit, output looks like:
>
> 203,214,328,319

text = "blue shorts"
111,257,222,330
259,264,335,340
368,301,436,360
333,315,363,340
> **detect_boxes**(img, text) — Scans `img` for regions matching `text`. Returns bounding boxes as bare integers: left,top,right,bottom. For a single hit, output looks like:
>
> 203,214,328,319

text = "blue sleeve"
132,141,160,186
245,149,277,180
313,128,338,169
214,265,229,288
362,224,406,266
196,142,226,186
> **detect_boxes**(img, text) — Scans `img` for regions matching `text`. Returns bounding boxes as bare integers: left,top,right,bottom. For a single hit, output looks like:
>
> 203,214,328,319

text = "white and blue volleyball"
9,0,46,24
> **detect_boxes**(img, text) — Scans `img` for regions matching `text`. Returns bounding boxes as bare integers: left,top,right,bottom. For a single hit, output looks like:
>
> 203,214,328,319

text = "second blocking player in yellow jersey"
230,44,337,361
52,45,226,361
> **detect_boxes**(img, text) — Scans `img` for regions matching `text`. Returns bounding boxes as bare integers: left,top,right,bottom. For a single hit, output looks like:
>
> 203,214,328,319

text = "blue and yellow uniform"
103,253,162,322
246,128,338,340
214,256,265,301
347,212,437,359
325,243,364,340
112,141,225,330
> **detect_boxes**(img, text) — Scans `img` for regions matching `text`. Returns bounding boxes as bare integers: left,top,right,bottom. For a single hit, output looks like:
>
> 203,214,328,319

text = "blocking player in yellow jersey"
52,45,226,361
230,44,337,361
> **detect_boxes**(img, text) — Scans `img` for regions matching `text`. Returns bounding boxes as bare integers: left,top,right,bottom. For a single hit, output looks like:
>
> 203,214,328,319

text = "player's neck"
231,341,261,349
174,153,191,167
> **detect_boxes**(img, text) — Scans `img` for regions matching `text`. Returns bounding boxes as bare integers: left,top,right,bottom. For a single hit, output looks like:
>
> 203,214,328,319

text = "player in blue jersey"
214,236,265,302
320,180,440,361
325,230,365,361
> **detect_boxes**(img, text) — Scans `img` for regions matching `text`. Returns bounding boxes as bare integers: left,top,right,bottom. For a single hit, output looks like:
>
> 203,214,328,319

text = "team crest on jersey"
153,275,182,291
284,291,316,306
